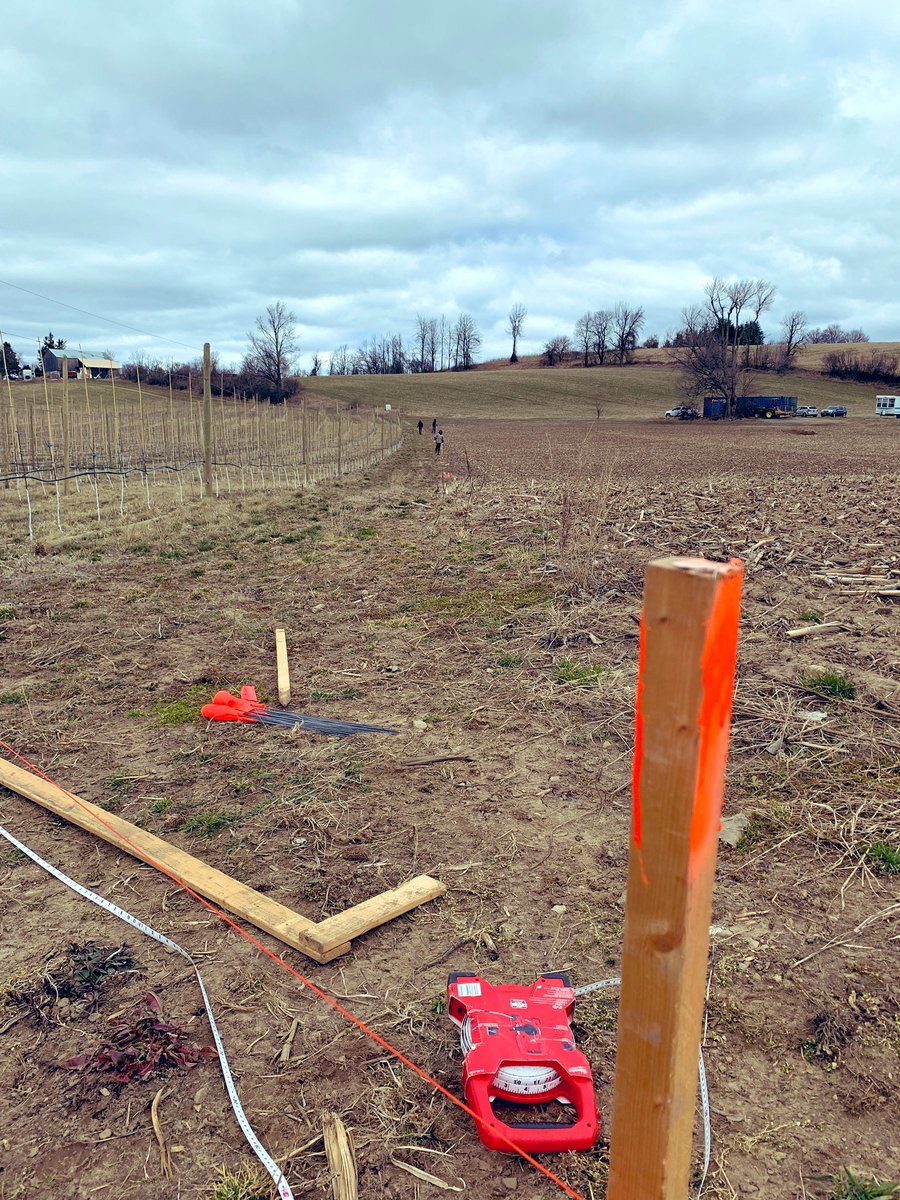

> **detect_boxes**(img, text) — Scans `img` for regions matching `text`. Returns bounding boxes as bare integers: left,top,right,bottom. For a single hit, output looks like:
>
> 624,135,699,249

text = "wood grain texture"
608,556,743,1200
307,874,448,954
0,758,442,963
275,627,291,705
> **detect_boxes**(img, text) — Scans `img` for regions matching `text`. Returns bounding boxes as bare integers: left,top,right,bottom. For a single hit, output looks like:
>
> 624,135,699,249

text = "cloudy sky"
2,0,899,369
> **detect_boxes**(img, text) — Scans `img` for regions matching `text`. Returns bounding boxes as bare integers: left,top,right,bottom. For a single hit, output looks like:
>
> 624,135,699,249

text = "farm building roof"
79,355,121,369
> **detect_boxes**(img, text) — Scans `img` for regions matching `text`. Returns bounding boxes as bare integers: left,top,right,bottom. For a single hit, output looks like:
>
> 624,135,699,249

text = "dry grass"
303,349,886,419
1,390,898,1200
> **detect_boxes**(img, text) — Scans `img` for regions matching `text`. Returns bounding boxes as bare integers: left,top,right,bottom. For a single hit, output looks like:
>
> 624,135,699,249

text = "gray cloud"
2,0,898,367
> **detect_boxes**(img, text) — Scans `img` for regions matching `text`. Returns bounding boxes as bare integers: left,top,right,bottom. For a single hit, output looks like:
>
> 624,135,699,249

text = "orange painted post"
607,556,743,1200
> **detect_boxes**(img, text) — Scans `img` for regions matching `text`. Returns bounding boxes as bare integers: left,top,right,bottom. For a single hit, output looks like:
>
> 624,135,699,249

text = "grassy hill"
9,343,892,426
301,351,889,421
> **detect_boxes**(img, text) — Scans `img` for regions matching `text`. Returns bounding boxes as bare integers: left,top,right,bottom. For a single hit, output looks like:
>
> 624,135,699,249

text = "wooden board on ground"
0,756,445,965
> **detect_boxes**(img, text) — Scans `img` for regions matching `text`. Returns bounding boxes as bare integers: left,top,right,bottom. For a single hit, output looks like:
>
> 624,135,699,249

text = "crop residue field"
0,408,898,1200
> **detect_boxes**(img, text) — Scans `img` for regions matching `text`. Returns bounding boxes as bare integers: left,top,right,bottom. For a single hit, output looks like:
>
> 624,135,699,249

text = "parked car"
665,406,698,420
820,406,847,417
796,406,818,417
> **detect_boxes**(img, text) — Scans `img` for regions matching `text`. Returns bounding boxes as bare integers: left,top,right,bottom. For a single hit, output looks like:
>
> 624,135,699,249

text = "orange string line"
0,740,587,1200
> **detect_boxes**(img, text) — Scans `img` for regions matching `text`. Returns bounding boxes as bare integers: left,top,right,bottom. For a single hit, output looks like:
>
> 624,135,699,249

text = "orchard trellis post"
1,362,401,537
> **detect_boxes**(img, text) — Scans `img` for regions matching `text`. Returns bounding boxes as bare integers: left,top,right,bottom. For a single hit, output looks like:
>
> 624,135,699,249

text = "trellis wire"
2,377,401,539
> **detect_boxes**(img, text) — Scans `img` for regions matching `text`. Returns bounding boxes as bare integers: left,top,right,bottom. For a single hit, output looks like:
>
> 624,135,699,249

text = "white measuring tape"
574,977,712,1195
0,823,294,1200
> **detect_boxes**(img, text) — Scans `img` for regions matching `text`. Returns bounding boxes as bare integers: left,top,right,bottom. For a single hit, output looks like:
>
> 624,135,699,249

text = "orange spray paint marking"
690,560,743,867
631,558,743,870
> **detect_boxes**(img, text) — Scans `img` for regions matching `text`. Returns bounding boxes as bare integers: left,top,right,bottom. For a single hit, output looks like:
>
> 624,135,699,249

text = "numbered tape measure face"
460,1016,563,1097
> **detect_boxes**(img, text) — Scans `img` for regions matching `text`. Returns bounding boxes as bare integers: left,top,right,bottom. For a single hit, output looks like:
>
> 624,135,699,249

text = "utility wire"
0,278,202,353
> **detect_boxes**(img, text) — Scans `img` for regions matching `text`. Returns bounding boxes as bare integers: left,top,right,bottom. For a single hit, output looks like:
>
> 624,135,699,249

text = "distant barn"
40,350,121,380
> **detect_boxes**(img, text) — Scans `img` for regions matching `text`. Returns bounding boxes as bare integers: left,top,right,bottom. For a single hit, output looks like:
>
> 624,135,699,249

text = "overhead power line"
0,278,202,353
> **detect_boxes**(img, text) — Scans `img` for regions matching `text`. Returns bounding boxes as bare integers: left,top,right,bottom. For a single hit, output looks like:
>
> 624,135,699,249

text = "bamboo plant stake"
61,356,71,496
168,366,175,459
0,330,14,481
109,358,120,475
202,342,213,495
79,347,91,445
607,556,743,1200
38,340,53,466
135,360,145,452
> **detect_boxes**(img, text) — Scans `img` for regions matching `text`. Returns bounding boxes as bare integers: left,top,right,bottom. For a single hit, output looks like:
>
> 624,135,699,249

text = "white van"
875,395,900,417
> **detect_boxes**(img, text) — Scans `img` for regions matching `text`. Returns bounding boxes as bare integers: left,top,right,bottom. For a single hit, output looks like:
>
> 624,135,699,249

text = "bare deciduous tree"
777,310,808,371
574,313,593,367
413,314,430,372
591,310,612,364
329,344,352,375
807,323,868,344
507,303,527,363
244,301,300,401
543,335,571,366
671,277,776,415
411,316,439,372
451,313,481,370
611,302,646,364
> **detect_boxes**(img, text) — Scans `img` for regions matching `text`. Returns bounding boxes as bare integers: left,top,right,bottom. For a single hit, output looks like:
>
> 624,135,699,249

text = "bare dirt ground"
1,414,898,1200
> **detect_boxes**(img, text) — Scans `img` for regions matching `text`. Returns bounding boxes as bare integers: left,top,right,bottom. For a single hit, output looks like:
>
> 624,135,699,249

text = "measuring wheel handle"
464,1069,598,1154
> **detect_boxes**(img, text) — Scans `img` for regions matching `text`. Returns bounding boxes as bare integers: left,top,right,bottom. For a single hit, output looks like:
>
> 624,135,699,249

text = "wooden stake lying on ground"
608,556,743,1200
275,627,291,705
785,622,846,639
0,756,444,964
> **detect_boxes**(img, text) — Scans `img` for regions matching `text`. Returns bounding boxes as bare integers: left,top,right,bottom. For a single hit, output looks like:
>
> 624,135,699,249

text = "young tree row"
539,304,646,368
328,313,481,375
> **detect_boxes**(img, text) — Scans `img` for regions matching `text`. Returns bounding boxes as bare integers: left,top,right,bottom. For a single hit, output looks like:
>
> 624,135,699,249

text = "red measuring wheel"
447,972,599,1154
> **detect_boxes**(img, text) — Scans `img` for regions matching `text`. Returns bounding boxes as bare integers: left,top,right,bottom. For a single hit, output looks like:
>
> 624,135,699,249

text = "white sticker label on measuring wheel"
457,982,482,997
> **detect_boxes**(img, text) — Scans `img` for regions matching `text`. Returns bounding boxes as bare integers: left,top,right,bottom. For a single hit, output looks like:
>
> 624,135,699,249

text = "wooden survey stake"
0,756,445,964
608,556,743,1200
275,627,291,705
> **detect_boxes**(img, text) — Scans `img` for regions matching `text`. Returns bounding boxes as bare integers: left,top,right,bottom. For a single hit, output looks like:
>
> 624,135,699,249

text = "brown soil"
1,416,898,1200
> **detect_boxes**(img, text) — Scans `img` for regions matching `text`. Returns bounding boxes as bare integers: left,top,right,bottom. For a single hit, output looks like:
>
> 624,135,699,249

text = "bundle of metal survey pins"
201,687,396,737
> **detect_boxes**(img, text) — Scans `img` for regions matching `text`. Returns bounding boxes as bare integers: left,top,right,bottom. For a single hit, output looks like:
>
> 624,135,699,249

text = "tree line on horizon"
4,292,894,407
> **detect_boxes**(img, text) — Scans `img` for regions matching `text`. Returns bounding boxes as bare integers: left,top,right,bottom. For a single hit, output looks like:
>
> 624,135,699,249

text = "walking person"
431,417,437,435
434,428,444,456
417,419,424,435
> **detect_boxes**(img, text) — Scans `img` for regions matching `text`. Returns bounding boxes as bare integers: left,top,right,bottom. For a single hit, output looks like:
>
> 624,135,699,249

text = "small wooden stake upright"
607,556,743,1200
275,627,291,706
